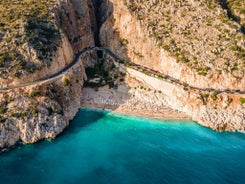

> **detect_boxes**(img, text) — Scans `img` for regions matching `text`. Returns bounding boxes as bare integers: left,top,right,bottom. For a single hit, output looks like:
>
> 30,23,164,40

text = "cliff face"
0,0,96,149
99,0,245,131
226,0,245,29
0,0,244,149
125,68,245,131
100,0,245,90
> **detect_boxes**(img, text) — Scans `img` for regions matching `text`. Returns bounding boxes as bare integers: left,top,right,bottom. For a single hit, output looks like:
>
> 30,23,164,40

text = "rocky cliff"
100,0,245,90
0,0,96,149
99,0,245,131
0,0,244,150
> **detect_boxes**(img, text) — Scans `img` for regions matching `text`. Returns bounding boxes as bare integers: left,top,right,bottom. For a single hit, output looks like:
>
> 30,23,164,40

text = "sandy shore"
81,86,191,120
81,103,190,120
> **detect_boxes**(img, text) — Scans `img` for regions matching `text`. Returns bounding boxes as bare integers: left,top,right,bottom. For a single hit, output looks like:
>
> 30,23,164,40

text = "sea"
0,108,245,184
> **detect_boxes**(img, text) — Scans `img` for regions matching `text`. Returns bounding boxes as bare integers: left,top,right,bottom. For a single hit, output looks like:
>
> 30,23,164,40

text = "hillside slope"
100,0,245,131
0,0,96,149
0,0,244,149
101,0,245,90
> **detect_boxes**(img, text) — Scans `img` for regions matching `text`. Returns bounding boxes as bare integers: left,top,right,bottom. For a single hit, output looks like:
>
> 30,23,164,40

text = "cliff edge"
0,0,96,148
0,0,245,150
99,0,245,131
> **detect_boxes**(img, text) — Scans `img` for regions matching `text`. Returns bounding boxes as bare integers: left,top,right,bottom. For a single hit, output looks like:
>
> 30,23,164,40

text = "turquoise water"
0,108,245,184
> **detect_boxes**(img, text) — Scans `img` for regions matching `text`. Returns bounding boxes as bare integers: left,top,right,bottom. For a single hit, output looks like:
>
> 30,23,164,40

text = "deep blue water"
0,108,245,184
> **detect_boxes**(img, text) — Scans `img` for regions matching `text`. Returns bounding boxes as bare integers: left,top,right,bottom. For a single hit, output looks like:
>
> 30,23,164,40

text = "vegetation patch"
62,76,70,86
123,0,245,79
0,0,60,79
240,97,245,104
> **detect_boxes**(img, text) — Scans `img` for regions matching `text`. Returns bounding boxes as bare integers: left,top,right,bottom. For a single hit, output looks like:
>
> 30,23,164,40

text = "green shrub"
0,108,6,114
158,74,163,79
240,97,245,104
121,38,129,45
227,97,233,104
29,90,40,98
211,92,218,101
6,96,12,104
0,118,7,124
20,112,27,119
183,87,188,91
62,77,70,86
32,109,38,115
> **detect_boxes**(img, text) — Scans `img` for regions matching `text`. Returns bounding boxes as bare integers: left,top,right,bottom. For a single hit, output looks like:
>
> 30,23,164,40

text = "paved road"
0,46,244,94
96,47,245,95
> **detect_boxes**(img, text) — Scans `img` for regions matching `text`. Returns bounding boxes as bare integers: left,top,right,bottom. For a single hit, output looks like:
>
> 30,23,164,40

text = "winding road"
0,46,244,94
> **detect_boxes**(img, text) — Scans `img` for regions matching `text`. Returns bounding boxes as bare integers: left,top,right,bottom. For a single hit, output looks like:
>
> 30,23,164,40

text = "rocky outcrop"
99,0,245,131
0,0,96,149
0,0,244,150
124,68,245,131
100,0,245,91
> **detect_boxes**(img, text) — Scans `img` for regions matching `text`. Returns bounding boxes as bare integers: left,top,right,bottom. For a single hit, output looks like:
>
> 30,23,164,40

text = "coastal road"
0,46,244,95
94,47,245,95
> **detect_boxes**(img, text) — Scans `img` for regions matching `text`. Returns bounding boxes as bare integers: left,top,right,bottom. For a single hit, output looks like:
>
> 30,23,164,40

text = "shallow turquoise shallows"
0,108,245,184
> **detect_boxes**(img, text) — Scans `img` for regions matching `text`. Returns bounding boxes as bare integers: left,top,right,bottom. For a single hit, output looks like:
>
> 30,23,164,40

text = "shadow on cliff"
76,0,132,115
99,0,131,62
90,0,132,108
217,0,244,33
0,0,132,153
36,0,132,135
54,0,132,129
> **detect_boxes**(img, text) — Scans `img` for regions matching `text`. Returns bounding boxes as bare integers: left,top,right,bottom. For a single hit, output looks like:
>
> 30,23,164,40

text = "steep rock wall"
99,0,245,131
100,0,244,90
0,0,96,149
126,68,245,131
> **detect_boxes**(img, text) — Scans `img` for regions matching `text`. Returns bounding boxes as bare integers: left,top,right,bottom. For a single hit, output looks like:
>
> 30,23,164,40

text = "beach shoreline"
81,85,191,120
81,103,191,120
